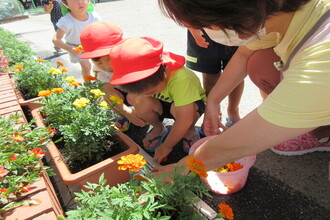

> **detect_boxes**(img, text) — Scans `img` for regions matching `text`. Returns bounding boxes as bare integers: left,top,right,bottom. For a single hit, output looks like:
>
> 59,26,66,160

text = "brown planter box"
1,173,64,220
31,108,140,189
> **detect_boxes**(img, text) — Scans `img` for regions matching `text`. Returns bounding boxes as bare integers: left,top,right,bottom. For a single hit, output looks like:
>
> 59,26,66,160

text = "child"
79,21,146,131
110,37,207,162
52,0,100,80
42,0,63,52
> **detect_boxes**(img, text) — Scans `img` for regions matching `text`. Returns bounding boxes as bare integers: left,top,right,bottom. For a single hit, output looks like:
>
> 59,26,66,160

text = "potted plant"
0,114,63,219
33,78,139,188
62,154,211,219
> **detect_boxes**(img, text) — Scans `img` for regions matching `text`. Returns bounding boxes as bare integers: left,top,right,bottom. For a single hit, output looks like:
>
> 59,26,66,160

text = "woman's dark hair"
119,64,166,94
158,0,310,35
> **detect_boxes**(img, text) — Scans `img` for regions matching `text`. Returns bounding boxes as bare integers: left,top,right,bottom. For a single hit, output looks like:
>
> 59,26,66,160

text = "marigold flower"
28,148,45,158
109,95,123,104
47,126,57,136
75,45,83,52
0,188,8,194
37,58,45,63
118,154,146,172
73,97,90,108
186,157,208,178
218,203,234,219
38,90,52,97
90,89,105,98
60,67,68,72
99,101,109,109
0,165,9,177
14,69,20,73
9,154,17,161
14,65,24,70
51,88,64,93
13,132,24,142
49,68,62,75
56,61,64,67
83,75,97,82
65,76,76,83
93,70,100,75
214,162,243,173
70,82,82,87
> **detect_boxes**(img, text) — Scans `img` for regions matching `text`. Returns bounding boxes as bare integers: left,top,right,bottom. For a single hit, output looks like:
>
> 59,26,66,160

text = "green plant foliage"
38,79,118,163
65,165,210,220
0,114,54,212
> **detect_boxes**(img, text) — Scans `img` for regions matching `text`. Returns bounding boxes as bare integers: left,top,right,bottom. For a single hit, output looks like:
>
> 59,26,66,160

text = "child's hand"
153,144,172,163
70,47,81,57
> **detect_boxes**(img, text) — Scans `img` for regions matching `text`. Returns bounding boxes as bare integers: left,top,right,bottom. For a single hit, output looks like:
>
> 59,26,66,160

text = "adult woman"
154,0,330,172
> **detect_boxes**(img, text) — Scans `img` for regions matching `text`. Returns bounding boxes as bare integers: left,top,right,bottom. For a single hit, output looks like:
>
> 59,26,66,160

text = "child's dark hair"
91,57,101,62
119,64,166,94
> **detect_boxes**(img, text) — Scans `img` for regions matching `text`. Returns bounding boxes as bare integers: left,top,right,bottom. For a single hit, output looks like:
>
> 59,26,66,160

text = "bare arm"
153,103,195,162
203,46,255,136
52,29,79,56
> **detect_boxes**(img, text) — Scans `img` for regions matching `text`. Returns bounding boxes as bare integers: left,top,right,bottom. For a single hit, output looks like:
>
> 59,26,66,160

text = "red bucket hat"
110,37,185,85
80,21,123,59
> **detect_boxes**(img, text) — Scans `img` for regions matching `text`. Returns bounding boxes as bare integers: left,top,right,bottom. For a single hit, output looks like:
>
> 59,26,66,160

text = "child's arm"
52,29,80,57
103,84,146,127
154,103,195,162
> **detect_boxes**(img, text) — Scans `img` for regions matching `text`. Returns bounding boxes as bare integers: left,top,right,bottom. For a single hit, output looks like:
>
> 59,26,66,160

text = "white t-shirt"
56,12,101,45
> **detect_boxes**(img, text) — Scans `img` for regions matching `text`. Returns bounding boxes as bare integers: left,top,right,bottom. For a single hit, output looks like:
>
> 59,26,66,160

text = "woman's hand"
203,101,225,136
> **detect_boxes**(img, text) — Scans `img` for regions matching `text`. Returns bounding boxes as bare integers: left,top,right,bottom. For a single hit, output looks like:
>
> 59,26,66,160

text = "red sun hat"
80,21,123,59
110,37,185,85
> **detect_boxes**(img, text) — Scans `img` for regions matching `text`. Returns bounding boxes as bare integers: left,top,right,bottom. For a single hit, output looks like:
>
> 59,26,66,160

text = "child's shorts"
158,99,205,122
67,43,89,63
186,30,238,74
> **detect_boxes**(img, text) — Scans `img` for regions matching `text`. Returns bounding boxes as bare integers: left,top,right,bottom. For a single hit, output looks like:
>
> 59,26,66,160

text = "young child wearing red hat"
110,37,207,162
80,21,146,131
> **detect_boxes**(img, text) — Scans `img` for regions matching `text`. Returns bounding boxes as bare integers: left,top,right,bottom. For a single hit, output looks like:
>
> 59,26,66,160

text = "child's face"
141,79,167,97
92,56,112,72
64,0,89,12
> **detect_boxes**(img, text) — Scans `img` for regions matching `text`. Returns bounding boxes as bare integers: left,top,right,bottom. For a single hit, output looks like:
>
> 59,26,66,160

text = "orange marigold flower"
9,154,17,161
75,45,83,53
0,165,9,177
186,157,208,178
28,148,45,158
51,88,64,93
83,75,97,81
56,61,64,67
47,126,57,136
37,58,45,63
70,82,82,87
218,203,234,219
0,188,8,194
13,69,20,73
214,162,243,173
38,90,52,97
60,67,68,72
13,132,24,142
14,65,24,70
118,154,146,172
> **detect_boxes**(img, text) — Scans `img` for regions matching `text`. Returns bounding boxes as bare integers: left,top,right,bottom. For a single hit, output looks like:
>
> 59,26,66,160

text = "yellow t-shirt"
257,0,330,128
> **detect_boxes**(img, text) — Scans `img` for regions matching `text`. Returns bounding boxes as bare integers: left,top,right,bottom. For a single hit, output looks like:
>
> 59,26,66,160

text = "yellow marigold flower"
14,69,20,73
186,157,208,178
65,76,76,83
60,67,68,72
90,89,105,98
38,90,52,97
14,65,24,70
109,95,123,104
70,82,82,87
118,154,146,172
49,68,62,75
56,61,64,67
75,45,83,53
73,97,90,108
37,58,45,63
83,75,97,82
51,88,64,93
218,203,234,220
99,101,109,109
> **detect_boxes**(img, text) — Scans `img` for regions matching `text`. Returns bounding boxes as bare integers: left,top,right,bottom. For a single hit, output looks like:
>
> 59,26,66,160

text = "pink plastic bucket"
189,136,256,195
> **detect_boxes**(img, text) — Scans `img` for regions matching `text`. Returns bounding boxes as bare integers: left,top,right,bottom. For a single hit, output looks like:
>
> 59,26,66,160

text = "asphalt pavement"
1,0,329,219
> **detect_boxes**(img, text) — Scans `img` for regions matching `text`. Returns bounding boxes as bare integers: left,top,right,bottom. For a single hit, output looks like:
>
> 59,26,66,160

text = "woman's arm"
203,46,255,136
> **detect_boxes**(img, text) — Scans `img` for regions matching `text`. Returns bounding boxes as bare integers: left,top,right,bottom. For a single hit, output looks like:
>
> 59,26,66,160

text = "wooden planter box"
31,108,140,189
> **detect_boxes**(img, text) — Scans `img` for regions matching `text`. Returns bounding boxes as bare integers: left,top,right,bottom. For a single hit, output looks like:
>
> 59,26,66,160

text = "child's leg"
227,81,244,123
79,60,91,78
127,95,165,147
